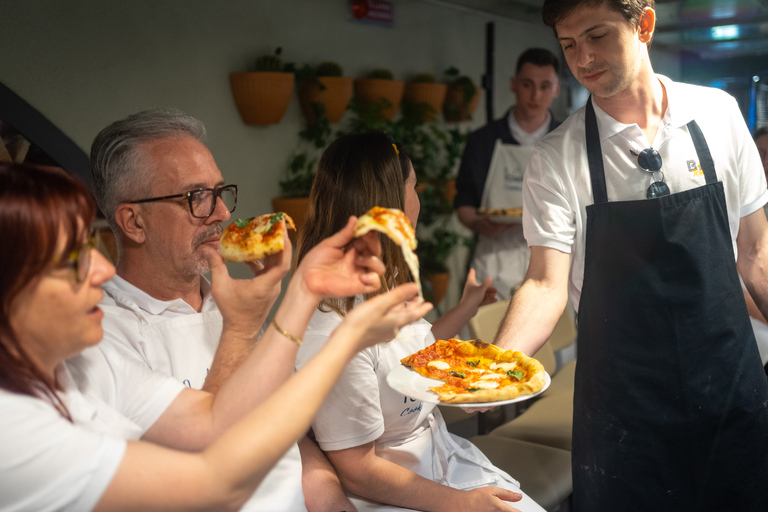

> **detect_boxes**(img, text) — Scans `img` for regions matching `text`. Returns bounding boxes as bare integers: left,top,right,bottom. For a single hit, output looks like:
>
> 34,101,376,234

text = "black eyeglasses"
635,148,670,199
128,184,238,218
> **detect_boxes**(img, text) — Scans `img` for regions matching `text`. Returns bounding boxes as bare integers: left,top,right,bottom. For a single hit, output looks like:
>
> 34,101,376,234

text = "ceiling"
430,0,768,60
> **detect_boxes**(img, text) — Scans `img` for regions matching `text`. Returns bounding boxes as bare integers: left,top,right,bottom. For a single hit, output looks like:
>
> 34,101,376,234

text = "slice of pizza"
219,212,296,262
354,206,422,298
400,338,546,404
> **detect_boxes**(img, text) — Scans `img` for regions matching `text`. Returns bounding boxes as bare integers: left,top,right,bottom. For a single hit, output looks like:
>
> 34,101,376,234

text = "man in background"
454,48,561,299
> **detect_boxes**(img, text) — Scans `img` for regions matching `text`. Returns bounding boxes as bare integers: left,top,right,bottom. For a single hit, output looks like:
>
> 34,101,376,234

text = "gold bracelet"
272,317,302,346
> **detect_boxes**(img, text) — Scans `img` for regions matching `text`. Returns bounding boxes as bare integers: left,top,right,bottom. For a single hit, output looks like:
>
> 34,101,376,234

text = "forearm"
431,301,475,340
207,277,322,435
328,449,465,512
299,436,357,512
493,246,569,355
457,206,480,232
737,210,768,321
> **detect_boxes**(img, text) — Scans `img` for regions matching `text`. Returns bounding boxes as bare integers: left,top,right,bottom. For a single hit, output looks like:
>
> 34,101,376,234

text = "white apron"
108,291,306,512
472,140,533,299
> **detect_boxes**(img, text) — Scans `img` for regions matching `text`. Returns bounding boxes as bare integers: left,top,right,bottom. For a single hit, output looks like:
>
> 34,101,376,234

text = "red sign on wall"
350,0,394,27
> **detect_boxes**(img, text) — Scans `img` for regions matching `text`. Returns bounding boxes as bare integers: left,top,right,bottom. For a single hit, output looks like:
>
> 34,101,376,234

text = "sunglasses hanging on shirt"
632,148,670,199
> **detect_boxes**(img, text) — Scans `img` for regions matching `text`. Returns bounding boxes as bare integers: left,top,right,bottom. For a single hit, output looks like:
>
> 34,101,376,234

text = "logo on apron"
687,159,703,177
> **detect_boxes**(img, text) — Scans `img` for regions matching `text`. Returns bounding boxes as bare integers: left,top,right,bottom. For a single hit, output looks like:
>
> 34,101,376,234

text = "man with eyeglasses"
489,1,768,510
77,108,354,511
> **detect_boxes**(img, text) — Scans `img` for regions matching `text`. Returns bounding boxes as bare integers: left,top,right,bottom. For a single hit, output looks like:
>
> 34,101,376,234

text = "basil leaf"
449,371,466,379
507,369,524,380
234,217,254,229
466,360,479,367
467,388,481,392
267,212,284,233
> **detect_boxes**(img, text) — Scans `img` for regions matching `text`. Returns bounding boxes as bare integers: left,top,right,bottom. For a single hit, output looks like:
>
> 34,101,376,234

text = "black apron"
573,97,768,511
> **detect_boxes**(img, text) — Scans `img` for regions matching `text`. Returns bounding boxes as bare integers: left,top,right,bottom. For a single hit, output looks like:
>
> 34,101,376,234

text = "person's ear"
638,7,656,44
114,203,146,244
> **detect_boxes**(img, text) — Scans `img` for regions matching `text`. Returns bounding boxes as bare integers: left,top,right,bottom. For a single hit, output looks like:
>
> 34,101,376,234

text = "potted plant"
442,67,481,122
402,73,447,123
353,68,405,121
298,61,354,124
229,47,295,126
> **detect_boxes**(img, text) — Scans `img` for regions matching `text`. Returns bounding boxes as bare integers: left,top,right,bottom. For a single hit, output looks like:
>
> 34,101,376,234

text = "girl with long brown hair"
295,133,545,512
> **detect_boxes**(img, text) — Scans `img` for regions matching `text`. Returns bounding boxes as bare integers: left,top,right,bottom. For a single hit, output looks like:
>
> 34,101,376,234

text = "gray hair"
90,108,207,235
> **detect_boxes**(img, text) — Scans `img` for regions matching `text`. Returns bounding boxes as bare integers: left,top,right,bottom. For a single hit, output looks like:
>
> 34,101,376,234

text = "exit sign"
350,0,394,27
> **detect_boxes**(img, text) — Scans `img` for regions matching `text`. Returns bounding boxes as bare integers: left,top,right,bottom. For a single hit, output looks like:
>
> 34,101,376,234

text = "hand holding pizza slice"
354,206,423,299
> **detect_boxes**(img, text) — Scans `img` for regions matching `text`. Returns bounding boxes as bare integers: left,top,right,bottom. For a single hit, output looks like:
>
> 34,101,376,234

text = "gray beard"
189,225,223,275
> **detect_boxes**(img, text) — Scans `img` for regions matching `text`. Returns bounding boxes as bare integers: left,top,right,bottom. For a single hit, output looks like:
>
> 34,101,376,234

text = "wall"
1,0,571,312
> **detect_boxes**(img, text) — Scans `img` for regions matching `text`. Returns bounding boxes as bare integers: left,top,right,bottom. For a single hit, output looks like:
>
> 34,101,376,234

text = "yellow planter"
298,76,354,124
354,78,405,120
229,72,294,126
402,83,447,123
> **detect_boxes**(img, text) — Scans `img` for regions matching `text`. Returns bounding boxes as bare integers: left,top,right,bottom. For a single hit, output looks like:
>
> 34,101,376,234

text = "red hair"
0,163,96,417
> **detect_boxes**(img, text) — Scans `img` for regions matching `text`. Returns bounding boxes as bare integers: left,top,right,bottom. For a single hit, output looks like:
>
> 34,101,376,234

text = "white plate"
386,365,551,408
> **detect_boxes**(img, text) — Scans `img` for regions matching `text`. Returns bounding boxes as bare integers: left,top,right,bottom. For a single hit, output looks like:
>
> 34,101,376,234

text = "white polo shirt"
73,275,305,512
0,357,183,512
523,75,768,312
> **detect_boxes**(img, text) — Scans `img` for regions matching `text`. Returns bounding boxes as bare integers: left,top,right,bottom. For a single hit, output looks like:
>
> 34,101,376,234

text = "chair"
469,436,572,511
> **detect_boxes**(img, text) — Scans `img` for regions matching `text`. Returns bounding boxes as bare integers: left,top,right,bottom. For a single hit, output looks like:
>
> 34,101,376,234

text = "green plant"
444,67,477,107
280,104,332,197
410,73,436,83
253,47,285,72
316,61,343,77
415,227,459,274
367,68,394,80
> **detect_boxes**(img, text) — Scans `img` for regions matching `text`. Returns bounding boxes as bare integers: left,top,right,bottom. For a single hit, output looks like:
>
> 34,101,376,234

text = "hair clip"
382,131,399,155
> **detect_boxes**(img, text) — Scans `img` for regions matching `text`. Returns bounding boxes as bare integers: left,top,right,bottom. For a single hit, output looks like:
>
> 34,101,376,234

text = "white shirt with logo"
523,75,768,312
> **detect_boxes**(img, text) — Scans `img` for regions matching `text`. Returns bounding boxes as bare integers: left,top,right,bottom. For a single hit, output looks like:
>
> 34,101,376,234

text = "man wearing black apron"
492,1,768,510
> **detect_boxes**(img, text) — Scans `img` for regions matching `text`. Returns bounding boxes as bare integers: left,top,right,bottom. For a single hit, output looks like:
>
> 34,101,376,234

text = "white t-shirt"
508,110,552,147
74,275,305,512
296,303,545,512
0,359,183,512
523,75,768,312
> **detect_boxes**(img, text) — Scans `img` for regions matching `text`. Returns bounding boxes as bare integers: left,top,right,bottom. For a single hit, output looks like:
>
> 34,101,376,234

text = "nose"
208,194,232,224
576,44,593,69
89,248,116,285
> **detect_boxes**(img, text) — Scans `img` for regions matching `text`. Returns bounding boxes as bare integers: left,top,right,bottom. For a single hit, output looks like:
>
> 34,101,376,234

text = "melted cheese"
490,362,517,372
427,360,450,370
472,380,500,389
